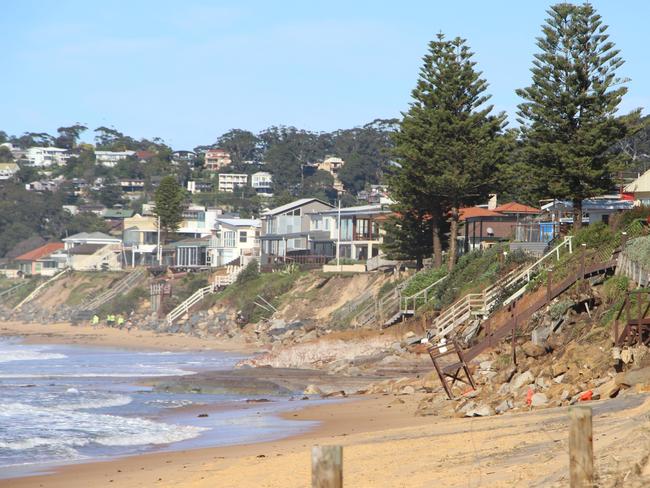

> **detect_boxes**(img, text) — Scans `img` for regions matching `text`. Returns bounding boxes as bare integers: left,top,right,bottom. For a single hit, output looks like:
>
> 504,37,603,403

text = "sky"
2,1,649,149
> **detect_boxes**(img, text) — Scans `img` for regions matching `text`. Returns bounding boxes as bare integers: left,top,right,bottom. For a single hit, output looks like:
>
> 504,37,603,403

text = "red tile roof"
14,242,64,262
459,207,504,221
493,201,540,214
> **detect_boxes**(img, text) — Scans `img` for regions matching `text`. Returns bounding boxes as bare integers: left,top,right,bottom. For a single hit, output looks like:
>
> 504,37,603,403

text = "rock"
511,371,535,390
621,348,634,364
301,330,318,342
531,325,552,346
465,404,494,417
379,355,403,365
530,393,548,407
596,379,620,399
616,366,650,387
553,374,565,384
552,361,569,378
403,331,416,340
197,413,209,418
401,385,416,395
390,342,403,353
522,342,546,359
497,382,511,396
322,390,347,398
495,399,513,414
479,360,493,371
560,389,571,401
303,384,323,395
535,376,549,389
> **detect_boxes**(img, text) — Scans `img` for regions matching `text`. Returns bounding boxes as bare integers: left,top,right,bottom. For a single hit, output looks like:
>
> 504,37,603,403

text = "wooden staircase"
164,266,243,326
14,268,71,311
431,254,618,398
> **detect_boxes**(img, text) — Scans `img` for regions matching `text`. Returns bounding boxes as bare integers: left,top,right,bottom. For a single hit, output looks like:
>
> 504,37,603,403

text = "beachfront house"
623,169,650,206
14,242,66,276
211,218,261,267
259,198,333,265
308,204,392,261
64,243,123,271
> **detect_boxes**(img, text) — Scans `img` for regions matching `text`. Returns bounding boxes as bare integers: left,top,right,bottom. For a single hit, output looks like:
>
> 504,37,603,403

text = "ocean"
0,338,316,478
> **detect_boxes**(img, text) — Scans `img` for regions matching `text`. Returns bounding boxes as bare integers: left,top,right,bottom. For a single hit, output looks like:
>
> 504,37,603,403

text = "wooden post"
547,270,553,305
312,445,343,488
569,406,594,488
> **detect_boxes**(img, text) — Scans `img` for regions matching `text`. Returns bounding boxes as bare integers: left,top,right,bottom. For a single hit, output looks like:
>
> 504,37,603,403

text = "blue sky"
2,1,648,149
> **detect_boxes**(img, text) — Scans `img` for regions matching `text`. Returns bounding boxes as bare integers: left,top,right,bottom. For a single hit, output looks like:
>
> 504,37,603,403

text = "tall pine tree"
391,34,505,270
154,176,185,243
516,3,634,229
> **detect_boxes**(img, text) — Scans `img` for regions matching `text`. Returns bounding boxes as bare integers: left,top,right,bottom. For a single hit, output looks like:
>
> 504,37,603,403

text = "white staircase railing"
429,237,573,341
165,266,243,326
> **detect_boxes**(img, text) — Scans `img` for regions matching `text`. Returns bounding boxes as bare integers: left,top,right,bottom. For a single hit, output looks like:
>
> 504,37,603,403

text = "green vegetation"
97,286,148,316
235,260,260,285
624,235,650,267
602,276,630,305
516,3,636,229
390,34,505,269
154,176,185,243
216,269,305,323
401,267,446,298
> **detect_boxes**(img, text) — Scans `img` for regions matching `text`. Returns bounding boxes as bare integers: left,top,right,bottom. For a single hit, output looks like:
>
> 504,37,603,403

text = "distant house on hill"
63,232,122,250
204,149,231,171
0,162,19,180
65,243,122,271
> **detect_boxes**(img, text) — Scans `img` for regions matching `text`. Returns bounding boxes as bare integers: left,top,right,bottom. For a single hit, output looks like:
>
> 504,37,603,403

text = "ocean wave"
0,370,196,379
57,393,133,411
0,402,207,453
0,351,67,363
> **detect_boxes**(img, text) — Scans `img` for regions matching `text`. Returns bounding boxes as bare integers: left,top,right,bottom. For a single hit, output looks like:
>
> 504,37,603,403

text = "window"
239,231,247,243
223,231,236,248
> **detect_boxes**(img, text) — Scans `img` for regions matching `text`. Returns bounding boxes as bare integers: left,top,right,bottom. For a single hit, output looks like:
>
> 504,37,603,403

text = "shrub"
236,260,259,285
572,221,615,249
602,275,630,305
611,206,650,231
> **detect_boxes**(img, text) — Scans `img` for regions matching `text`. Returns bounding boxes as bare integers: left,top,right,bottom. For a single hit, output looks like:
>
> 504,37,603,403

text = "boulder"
522,342,546,359
479,360,493,371
616,366,650,387
303,384,323,395
465,404,495,417
596,379,620,399
497,382,511,396
551,361,569,378
400,385,416,395
530,393,548,407
531,325,552,346
495,399,513,414
511,371,535,390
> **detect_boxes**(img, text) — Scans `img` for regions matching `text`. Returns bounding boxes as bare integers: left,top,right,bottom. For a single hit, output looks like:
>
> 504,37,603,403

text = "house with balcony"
23,147,70,167
251,172,273,196
63,232,122,250
95,150,136,168
211,218,260,267
218,173,248,193
204,149,231,171
260,198,333,264
307,204,392,261
63,243,123,271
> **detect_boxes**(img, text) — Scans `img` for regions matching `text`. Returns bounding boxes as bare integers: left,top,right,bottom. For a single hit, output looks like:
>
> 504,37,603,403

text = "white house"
0,162,19,180
218,173,248,193
63,232,122,251
95,150,136,168
211,218,261,267
24,147,70,167
251,171,273,196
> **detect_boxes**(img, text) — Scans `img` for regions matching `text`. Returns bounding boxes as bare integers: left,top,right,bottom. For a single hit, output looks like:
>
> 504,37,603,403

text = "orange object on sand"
579,390,593,402
526,388,534,406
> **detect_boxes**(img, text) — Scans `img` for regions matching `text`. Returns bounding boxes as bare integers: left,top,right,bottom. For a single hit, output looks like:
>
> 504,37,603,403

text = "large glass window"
340,218,353,241
224,231,236,248
239,231,247,243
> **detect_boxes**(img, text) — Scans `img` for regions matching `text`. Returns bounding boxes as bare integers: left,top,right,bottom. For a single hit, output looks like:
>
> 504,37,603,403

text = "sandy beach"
3,322,650,487
0,321,257,353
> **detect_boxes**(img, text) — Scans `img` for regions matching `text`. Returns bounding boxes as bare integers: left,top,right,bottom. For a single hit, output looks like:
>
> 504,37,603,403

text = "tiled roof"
459,207,504,221
14,242,64,262
493,201,541,214
67,243,106,255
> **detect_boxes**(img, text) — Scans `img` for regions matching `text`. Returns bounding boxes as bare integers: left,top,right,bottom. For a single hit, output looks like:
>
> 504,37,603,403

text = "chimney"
487,194,497,210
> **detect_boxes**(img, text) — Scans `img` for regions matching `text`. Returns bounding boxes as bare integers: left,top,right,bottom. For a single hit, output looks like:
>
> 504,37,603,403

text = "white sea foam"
0,402,207,454
0,370,195,379
0,351,67,363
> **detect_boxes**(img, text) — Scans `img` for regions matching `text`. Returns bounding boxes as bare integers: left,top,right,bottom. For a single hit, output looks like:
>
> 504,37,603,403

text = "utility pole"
157,215,162,265
336,199,341,268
